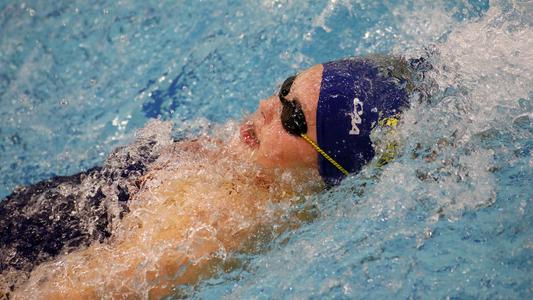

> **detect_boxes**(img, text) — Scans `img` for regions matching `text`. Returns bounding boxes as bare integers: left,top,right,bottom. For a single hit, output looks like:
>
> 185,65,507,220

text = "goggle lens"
279,76,307,136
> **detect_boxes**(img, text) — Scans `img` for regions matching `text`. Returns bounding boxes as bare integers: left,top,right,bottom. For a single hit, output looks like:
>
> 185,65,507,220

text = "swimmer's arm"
15,178,264,299
15,215,228,299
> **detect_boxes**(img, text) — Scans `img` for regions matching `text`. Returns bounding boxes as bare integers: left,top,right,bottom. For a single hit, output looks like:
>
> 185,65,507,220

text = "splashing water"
1,0,532,299
10,119,323,298
193,2,533,299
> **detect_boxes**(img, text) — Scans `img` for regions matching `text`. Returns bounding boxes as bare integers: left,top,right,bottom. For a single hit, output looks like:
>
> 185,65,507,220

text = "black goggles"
277,74,350,176
279,75,307,136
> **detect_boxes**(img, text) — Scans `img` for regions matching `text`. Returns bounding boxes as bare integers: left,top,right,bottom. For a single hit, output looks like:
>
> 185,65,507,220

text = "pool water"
1,0,532,298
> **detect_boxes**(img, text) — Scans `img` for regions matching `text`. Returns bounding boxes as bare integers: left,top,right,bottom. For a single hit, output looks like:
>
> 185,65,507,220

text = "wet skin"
11,65,326,299
238,64,324,169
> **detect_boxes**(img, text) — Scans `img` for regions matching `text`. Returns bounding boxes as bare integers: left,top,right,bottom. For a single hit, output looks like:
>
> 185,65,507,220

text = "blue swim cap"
316,57,411,185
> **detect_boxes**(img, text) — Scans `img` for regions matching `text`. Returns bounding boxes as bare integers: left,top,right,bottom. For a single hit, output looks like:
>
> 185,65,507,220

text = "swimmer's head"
241,57,411,185
240,64,323,170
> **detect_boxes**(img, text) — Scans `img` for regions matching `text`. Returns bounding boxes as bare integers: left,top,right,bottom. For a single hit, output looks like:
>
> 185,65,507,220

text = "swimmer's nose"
259,97,276,124
259,98,269,112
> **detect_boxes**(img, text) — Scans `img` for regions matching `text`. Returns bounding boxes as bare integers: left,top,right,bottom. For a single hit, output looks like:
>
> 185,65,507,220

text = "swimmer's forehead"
290,64,323,94
289,64,323,125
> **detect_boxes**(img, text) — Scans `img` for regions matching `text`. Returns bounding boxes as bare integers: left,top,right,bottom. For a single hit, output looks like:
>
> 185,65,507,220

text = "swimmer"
0,55,422,298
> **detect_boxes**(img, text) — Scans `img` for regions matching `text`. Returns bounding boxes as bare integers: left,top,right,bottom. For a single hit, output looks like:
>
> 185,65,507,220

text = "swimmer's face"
240,64,323,169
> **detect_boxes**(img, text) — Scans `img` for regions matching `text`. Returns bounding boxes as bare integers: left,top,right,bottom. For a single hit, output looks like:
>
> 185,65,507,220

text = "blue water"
1,0,532,299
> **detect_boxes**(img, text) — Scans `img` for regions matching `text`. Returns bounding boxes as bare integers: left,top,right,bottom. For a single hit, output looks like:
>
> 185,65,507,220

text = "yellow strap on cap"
300,133,349,176
376,116,400,167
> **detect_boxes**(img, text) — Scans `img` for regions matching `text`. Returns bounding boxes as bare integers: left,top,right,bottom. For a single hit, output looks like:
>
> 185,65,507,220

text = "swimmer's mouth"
240,121,259,148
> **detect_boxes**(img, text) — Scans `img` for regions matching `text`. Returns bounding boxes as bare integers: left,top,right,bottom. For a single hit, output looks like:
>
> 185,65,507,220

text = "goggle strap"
300,134,349,176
